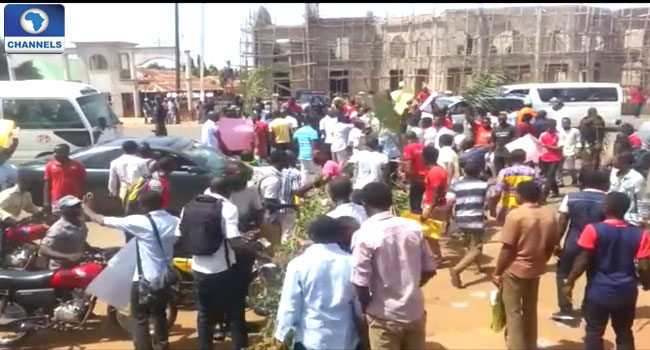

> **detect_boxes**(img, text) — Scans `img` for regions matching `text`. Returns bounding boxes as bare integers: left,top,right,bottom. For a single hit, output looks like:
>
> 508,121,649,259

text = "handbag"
135,214,173,305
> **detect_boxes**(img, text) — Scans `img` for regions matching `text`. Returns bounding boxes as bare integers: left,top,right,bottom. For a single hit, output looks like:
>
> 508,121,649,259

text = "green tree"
14,61,42,80
207,64,219,76
145,62,167,70
461,68,509,110
236,66,271,115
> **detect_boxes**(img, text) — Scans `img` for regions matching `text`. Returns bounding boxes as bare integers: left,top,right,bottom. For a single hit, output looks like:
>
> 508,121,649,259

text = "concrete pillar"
534,8,542,82
185,50,193,117
129,52,141,118
62,53,70,80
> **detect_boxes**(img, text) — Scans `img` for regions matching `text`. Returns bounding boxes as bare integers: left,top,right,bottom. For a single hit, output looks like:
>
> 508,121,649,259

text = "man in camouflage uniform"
579,107,607,170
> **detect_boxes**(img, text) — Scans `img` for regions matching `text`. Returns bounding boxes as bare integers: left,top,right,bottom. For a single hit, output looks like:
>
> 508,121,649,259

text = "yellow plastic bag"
401,211,444,240
490,289,506,333
0,120,16,148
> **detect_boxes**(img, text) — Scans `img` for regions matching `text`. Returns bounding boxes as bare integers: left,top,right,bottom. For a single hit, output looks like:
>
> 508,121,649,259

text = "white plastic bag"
86,240,137,309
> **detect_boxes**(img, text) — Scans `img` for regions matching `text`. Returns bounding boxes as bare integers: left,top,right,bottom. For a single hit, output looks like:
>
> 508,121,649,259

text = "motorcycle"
0,246,118,346
0,213,57,269
170,231,281,317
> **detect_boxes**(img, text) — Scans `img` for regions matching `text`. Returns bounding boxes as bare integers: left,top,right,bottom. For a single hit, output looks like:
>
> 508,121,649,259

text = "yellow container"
0,120,15,148
401,211,444,240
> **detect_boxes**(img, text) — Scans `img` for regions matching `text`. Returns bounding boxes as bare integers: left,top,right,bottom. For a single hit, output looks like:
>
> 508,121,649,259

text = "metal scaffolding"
240,4,650,100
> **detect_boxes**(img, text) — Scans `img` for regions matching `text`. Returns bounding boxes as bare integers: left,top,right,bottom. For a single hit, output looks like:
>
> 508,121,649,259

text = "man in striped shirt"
446,162,489,289
494,149,539,224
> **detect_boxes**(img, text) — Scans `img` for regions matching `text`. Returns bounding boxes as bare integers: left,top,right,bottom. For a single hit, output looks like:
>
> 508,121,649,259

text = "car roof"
503,82,621,90
95,136,193,150
0,80,103,99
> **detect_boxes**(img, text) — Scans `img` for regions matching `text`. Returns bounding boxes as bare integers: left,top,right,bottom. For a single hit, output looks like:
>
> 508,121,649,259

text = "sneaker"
551,311,576,321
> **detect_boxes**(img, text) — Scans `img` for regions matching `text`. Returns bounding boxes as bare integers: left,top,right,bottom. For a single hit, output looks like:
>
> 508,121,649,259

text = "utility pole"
175,3,181,100
200,3,205,103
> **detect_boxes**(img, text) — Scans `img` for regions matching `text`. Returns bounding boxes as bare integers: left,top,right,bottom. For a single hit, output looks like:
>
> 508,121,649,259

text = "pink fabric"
218,118,255,152
351,211,436,323
321,160,341,177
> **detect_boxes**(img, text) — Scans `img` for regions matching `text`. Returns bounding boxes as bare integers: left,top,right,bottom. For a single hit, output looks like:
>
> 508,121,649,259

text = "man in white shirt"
0,173,40,221
319,110,338,152
200,111,221,153
438,134,460,185
108,140,151,201
275,217,361,350
326,176,368,224
343,137,389,191
178,177,248,350
406,116,424,144
83,191,178,350
558,117,581,186
284,112,299,131
609,152,647,226
330,115,354,165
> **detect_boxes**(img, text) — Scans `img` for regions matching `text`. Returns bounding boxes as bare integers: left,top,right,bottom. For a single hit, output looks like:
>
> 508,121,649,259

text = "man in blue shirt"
564,192,650,350
275,217,361,350
293,116,321,185
552,170,608,322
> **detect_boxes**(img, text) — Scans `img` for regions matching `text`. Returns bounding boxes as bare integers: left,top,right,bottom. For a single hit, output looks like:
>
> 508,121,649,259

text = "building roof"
136,68,224,93
71,41,138,47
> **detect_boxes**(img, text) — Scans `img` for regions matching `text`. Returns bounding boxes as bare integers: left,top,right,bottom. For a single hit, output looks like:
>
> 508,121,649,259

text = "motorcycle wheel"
106,301,178,337
0,301,31,347
247,273,271,317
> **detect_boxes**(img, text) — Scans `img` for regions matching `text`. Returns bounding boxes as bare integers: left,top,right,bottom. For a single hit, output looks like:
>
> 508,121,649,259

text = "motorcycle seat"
0,270,55,290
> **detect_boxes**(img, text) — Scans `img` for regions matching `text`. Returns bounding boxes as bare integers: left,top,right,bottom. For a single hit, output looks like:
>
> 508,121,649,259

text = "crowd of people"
3,84,650,350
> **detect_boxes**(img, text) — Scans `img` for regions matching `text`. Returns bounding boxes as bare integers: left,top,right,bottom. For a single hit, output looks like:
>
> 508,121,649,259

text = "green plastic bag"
490,289,506,333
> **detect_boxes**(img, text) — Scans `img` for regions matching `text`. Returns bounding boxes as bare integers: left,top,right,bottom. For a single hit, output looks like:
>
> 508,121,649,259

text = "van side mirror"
615,119,622,126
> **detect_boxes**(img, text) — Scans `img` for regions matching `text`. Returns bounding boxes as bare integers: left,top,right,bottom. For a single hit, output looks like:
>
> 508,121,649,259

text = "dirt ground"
16,122,650,349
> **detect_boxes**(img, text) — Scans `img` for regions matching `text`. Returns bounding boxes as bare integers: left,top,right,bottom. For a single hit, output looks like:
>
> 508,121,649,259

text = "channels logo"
4,4,65,53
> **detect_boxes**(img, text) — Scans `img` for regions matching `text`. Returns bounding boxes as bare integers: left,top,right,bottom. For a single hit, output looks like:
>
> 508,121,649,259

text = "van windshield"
538,87,618,103
77,94,120,127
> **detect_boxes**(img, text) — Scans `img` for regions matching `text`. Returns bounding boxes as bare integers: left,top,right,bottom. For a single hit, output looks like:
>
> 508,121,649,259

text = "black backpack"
179,195,224,256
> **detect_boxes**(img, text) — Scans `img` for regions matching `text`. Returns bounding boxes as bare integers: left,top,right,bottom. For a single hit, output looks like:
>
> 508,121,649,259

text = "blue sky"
2,3,649,68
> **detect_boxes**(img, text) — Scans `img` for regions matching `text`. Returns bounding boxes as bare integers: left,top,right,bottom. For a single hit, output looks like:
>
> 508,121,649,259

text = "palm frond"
462,68,509,110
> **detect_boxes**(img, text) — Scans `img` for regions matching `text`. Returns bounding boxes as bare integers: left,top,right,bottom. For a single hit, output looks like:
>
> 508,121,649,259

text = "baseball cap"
55,195,81,210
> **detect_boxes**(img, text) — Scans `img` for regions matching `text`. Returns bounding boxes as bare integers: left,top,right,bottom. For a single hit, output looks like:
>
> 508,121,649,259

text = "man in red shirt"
252,113,269,158
44,144,86,212
402,131,427,214
147,156,175,209
621,123,642,148
417,87,430,105
539,119,562,199
629,86,645,119
517,114,534,137
422,145,448,263
281,97,302,117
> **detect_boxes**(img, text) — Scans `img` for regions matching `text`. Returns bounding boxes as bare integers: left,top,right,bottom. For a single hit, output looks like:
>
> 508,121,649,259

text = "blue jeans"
583,296,636,350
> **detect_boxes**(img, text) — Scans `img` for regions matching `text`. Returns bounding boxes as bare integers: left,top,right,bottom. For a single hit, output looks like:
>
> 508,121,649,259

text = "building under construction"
240,4,650,103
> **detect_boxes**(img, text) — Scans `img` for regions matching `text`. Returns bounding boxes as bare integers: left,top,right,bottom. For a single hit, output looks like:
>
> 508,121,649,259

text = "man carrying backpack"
176,176,248,350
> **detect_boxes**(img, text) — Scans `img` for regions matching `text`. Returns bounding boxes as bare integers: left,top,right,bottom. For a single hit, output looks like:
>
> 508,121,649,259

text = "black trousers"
583,296,637,350
131,282,170,350
194,270,247,350
494,155,508,176
409,177,425,214
634,103,643,118
555,247,579,313
540,160,560,196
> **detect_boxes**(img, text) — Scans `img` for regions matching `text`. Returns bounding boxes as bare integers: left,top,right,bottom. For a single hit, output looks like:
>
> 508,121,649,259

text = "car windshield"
77,94,120,127
299,94,326,105
434,98,456,108
182,142,227,174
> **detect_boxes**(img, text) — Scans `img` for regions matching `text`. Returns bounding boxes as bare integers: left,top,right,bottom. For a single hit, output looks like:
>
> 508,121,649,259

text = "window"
2,99,85,129
89,54,108,71
390,36,406,58
537,87,619,103
79,148,123,169
508,89,530,95
77,94,120,127
119,54,131,79
335,37,350,60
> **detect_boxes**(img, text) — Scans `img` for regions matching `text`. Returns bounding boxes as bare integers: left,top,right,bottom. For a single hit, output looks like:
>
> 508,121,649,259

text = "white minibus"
0,80,123,162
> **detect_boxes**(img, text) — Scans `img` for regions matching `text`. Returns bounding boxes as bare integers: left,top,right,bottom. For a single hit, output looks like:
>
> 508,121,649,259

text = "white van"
501,82,623,126
0,80,123,162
